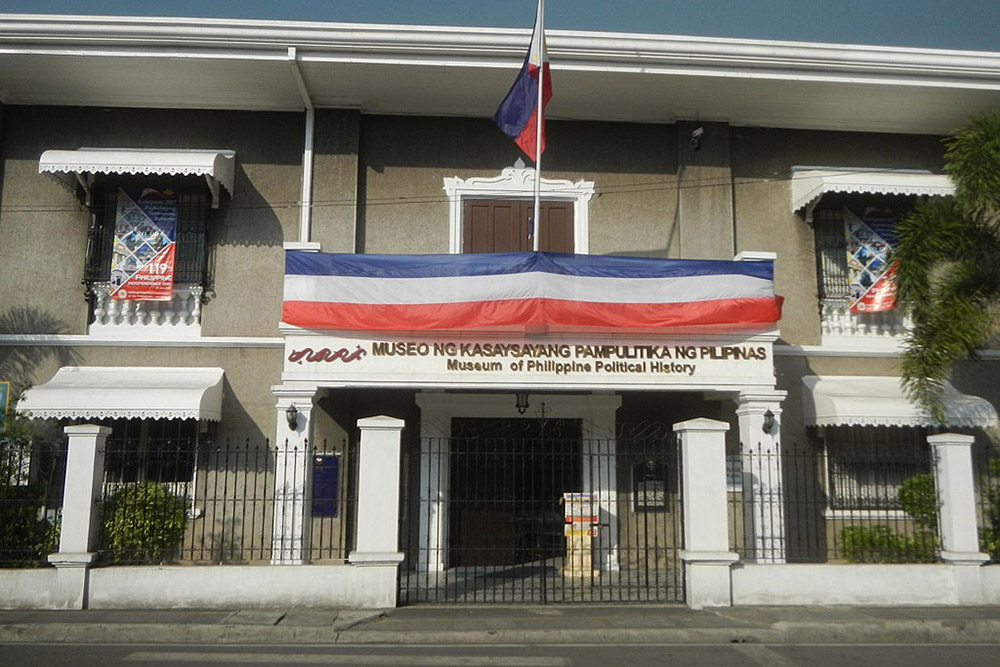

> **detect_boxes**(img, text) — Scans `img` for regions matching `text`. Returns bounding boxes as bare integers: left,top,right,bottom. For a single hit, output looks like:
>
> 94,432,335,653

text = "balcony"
89,282,203,338
820,297,908,348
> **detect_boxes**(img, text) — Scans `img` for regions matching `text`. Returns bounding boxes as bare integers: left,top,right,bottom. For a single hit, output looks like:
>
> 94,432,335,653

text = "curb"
3,619,1000,645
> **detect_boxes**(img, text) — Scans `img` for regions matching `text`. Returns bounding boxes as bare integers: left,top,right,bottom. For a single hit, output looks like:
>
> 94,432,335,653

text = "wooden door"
462,200,574,253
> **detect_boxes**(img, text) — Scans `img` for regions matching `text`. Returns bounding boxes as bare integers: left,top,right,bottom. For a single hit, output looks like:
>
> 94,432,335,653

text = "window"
103,419,202,485
818,425,930,511
83,179,211,291
814,195,914,304
813,194,916,341
631,458,669,512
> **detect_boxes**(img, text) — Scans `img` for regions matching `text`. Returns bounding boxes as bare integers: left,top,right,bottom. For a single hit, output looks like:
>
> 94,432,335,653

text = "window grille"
813,208,850,301
83,188,210,288
819,426,929,511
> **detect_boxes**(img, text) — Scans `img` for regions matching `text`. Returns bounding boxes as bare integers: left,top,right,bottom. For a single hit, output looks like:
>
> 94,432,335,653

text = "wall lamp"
286,404,299,429
515,392,530,415
762,409,775,434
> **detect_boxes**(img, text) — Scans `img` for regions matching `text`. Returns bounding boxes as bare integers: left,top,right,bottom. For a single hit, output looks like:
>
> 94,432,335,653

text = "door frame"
414,392,621,572
443,164,595,254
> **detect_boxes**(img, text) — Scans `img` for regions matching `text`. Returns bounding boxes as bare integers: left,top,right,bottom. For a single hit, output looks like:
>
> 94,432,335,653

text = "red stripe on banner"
282,297,782,331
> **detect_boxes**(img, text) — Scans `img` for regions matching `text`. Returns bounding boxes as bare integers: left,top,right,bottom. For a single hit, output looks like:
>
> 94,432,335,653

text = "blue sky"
3,1,999,52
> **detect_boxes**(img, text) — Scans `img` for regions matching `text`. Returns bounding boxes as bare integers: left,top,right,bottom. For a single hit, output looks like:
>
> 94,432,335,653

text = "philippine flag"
493,2,552,162
282,251,783,332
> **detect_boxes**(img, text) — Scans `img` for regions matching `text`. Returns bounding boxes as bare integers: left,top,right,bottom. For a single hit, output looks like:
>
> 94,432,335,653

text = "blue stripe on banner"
286,251,773,281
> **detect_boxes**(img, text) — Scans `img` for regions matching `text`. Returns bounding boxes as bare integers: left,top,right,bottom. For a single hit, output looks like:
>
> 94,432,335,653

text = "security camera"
689,126,704,150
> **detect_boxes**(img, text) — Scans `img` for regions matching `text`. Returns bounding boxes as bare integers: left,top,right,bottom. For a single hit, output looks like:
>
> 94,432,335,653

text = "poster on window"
109,187,177,301
844,206,898,314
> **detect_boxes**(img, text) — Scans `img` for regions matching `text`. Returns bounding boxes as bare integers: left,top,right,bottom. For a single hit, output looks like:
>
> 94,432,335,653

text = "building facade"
2,14,1000,607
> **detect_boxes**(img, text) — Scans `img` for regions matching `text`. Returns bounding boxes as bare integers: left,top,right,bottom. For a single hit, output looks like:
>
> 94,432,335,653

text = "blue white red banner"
282,251,782,332
493,4,551,162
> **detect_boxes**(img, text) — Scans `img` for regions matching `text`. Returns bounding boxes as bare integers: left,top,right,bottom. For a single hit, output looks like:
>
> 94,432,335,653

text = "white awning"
39,148,236,208
801,375,997,428
791,167,954,217
17,367,224,422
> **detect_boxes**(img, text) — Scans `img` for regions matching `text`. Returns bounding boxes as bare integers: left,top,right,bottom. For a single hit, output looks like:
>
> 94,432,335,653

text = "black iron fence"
399,420,684,604
974,449,1000,563
731,442,938,563
0,438,66,568
98,438,357,565
7,427,992,576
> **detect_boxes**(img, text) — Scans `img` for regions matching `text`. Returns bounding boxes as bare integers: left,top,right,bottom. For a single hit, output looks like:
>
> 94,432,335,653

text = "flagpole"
532,0,544,252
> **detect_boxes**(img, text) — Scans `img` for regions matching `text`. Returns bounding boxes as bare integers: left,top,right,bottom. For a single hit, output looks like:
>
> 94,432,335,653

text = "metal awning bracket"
804,198,819,225
74,172,94,206
205,174,221,209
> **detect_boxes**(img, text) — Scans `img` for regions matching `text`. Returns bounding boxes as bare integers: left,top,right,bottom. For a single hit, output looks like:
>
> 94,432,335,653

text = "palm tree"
895,110,1000,421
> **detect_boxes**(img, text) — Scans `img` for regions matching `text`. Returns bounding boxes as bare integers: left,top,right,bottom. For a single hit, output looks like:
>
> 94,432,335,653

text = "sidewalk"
3,605,1000,645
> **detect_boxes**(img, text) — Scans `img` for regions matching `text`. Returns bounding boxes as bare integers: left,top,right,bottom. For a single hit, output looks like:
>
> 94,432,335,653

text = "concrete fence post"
928,432,987,604
270,386,317,565
735,390,787,563
675,417,738,609
46,424,110,609
349,416,406,568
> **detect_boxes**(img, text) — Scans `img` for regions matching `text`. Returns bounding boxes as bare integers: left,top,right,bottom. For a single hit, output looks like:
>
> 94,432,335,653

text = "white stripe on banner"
284,272,773,306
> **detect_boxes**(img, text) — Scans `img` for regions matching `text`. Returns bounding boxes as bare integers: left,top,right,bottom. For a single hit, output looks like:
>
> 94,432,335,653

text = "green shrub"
0,437,57,567
840,525,899,563
0,480,53,566
102,481,187,562
839,525,938,563
839,473,941,564
980,482,1000,561
980,527,1000,561
898,473,938,530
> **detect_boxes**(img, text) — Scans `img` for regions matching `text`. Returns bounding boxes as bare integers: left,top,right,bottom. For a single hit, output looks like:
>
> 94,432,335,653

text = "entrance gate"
399,421,684,604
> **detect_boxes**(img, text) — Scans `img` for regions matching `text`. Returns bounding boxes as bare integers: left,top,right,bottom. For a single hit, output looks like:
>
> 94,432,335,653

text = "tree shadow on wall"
0,306,82,391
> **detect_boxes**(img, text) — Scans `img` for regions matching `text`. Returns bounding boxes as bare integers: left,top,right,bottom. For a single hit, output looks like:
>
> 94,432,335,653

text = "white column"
47,424,110,610
415,393,450,572
49,424,110,567
415,417,448,572
676,417,738,609
928,433,988,605
735,390,787,563
580,394,622,572
270,386,317,565
349,416,406,566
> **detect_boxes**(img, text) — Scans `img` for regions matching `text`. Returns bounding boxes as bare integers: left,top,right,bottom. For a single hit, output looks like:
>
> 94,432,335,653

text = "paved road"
3,642,1000,666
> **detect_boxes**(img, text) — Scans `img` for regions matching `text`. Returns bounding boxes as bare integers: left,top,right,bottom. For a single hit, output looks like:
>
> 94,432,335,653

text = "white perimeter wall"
734,564,1000,606
6,563,1000,609
1,565,397,610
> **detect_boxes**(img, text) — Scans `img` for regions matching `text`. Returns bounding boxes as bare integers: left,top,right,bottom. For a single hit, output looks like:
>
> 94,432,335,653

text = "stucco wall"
311,109,361,254
731,127,946,347
7,345,281,441
0,106,305,339
358,116,678,258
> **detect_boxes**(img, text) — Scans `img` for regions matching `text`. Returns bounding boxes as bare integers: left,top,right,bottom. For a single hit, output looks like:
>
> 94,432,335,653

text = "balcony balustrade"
820,297,908,346
89,282,203,337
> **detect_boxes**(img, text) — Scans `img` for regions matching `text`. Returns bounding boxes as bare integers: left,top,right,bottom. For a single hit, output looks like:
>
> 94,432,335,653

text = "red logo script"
288,346,367,364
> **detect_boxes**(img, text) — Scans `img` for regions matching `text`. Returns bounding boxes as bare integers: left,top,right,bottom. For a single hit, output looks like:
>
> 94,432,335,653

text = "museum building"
2,13,1000,606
